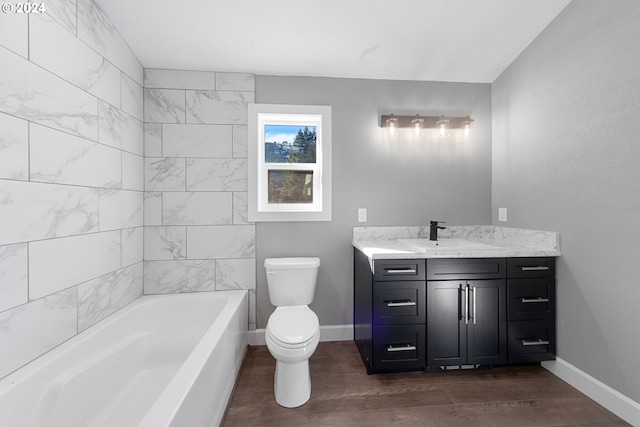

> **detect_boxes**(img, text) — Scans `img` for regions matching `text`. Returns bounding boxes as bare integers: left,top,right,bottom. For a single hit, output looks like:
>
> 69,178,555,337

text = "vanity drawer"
508,278,555,321
508,320,556,363
507,257,555,278
373,282,425,325
372,325,425,370
374,259,425,281
427,258,506,280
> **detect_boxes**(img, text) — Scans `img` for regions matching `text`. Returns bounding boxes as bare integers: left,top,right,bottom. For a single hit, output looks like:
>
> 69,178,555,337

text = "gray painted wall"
255,76,492,328
492,0,640,401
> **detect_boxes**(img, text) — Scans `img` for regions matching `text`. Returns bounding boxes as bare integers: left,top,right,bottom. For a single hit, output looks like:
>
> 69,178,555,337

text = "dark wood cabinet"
354,249,426,373
506,257,556,363
354,249,557,374
426,258,507,368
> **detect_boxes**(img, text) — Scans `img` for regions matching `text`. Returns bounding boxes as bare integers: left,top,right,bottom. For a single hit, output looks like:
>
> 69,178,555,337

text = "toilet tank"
264,257,320,306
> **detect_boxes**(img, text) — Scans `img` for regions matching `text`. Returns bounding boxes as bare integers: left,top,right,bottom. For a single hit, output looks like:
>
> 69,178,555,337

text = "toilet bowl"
264,257,321,408
265,306,320,408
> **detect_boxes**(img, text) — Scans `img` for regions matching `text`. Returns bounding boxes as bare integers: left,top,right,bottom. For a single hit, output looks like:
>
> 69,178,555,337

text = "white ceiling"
96,0,572,83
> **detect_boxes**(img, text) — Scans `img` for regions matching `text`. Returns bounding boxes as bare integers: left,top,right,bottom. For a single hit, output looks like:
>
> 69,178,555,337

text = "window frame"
248,103,332,222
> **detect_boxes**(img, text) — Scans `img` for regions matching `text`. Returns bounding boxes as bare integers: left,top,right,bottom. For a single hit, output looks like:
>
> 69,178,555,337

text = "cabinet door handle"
385,300,416,307
464,285,469,325
520,266,549,271
385,268,416,274
521,338,550,346
472,286,477,325
521,297,550,303
386,344,417,352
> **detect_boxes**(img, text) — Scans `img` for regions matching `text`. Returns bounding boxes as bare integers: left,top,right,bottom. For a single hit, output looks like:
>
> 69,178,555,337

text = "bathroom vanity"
352,226,560,374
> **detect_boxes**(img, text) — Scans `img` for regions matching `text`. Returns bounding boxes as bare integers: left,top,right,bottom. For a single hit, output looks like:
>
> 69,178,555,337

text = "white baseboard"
248,324,353,347
542,358,640,425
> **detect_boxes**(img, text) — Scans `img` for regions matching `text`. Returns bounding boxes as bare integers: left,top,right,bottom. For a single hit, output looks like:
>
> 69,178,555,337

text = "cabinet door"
467,280,507,365
427,258,506,280
427,281,467,367
372,325,425,371
507,257,555,278
508,278,555,321
508,319,555,363
374,259,426,281
373,281,425,325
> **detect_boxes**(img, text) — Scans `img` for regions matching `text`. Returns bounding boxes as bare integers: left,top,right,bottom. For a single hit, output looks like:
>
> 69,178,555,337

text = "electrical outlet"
357,208,367,223
498,207,507,222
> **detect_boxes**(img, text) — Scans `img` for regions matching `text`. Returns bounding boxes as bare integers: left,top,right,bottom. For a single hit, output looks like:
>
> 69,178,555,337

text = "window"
248,104,331,221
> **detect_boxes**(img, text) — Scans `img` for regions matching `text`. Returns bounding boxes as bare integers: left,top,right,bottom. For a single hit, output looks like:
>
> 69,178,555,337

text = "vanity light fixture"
380,113,474,137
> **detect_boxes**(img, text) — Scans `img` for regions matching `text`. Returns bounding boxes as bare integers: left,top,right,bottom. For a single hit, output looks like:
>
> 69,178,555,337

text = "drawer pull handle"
385,300,416,307
387,344,417,352
520,266,549,271
521,297,550,303
521,338,550,346
385,268,417,274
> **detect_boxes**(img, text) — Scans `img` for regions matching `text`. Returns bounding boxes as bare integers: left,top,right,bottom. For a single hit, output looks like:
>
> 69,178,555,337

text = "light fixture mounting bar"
380,114,473,129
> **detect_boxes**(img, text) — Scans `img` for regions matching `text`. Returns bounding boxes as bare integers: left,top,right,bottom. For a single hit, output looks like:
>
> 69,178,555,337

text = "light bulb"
436,116,449,138
461,116,473,138
411,115,424,136
386,115,399,137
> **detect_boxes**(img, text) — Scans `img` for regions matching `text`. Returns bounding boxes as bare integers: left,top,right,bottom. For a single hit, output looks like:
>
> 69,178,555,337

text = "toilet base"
273,359,311,408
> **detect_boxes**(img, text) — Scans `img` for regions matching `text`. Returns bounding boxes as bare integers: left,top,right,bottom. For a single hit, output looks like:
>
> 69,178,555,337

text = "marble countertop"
353,225,561,260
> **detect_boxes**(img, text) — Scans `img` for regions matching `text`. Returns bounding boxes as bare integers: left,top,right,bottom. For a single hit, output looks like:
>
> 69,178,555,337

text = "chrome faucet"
429,221,446,241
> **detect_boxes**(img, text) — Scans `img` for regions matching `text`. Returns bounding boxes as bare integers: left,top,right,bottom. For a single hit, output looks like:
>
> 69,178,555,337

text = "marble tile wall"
0,0,144,379
143,69,257,330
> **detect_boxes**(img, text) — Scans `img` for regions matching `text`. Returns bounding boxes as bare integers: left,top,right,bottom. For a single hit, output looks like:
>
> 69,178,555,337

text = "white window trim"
248,104,332,222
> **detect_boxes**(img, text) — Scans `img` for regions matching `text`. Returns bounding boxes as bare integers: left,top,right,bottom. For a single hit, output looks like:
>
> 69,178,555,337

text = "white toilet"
264,257,321,408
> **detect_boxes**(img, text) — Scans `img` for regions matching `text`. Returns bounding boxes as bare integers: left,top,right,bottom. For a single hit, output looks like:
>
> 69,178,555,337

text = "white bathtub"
0,290,248,427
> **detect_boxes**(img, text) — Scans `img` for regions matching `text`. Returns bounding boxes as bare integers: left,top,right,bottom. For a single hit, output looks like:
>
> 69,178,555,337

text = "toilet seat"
267,306,319,349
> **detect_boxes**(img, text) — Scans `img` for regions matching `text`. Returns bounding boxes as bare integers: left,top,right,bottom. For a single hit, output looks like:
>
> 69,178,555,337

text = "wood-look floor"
222,341,629,427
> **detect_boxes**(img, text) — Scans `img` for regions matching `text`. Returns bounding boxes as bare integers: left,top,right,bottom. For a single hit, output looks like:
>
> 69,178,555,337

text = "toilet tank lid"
264,257,321,269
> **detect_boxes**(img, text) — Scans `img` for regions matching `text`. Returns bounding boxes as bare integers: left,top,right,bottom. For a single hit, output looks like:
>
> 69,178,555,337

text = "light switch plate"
357,208,367,222
498,207,507,222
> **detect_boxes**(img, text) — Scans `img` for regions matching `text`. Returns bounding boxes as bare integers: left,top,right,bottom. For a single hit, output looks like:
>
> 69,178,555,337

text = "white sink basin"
398,238,502,252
